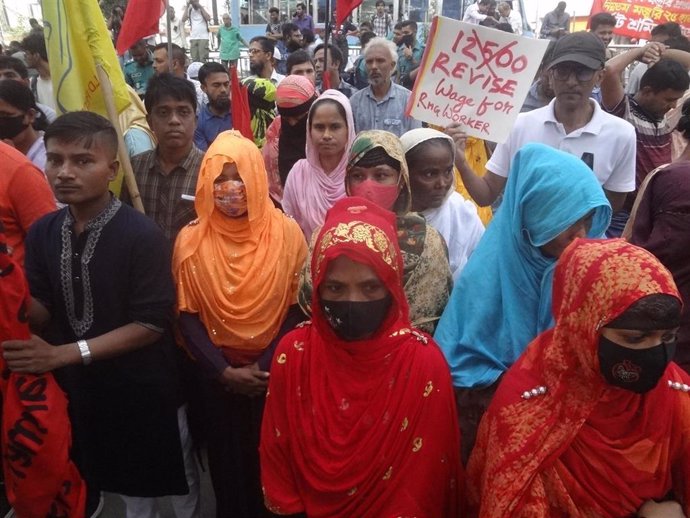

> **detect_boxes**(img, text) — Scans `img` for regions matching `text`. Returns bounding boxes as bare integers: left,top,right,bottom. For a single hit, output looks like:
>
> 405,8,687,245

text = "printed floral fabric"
468,239,690,518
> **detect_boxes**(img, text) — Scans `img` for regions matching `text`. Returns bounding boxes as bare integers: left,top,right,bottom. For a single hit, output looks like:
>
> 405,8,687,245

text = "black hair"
21,32,48,62
45,111,118,157
478,0,495,5
651,22,682,38
249,36,275,54
355,147,399,169
296,2,306,9
144,73,197,113
302,29,315,45
314,43,344,68
606,294,682,331
495,22,514,33
153,42,186,68
0,79,45,130
589,12,616,31
0,56,29,78
282,22,300,39
375,0,386,6
269,7,279,14
640,59,690,93
665,36,690,53
198,61,228,85
401,20,417,32
393,22,403,30
286,49,313,74
129,39,147,51
309,98,347,129
677,98,690,140
359,31,377,49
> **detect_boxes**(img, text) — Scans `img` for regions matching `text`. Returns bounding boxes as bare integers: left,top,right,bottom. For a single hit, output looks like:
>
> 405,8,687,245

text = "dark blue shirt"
194,103,232,151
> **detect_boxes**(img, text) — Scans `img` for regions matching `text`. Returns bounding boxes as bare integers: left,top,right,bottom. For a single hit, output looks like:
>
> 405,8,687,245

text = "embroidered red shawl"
260,197,463,517
468,238,690,518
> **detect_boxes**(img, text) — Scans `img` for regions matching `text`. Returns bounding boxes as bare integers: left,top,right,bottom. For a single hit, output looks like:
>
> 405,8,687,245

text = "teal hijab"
434,143,612,389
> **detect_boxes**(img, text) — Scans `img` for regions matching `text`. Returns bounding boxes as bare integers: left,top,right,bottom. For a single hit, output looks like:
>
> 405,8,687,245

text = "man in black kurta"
2,112,188,517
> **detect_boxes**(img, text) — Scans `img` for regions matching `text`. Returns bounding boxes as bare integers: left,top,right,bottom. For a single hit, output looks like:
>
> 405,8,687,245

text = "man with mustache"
349,37,421,137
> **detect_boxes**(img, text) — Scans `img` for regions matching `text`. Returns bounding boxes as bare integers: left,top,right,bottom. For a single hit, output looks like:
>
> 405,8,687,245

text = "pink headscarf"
280,89,356,239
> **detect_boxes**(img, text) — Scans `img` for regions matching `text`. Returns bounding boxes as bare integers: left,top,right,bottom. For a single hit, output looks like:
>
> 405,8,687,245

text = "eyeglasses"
551,65,597,82
247,48,265,55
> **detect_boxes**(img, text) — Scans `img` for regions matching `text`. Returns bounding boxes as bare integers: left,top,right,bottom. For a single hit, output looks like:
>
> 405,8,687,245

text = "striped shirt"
128,146,204,242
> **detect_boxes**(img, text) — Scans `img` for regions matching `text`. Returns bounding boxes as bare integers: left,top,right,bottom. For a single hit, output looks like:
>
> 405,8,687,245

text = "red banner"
590,0,690,39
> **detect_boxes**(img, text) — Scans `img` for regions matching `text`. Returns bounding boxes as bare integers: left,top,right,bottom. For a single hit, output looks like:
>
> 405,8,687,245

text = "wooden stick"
95,63,145,214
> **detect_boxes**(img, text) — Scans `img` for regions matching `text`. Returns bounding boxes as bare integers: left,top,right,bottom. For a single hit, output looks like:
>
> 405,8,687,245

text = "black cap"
547,31,606,70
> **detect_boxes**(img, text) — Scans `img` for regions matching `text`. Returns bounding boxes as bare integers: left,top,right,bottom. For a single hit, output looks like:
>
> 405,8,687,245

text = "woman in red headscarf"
468,239,690,518
260,197,462,518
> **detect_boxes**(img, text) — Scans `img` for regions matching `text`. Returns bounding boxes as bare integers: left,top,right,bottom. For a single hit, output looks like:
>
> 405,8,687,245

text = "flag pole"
323,0,330,90
96,64,145,214
166,0,174,72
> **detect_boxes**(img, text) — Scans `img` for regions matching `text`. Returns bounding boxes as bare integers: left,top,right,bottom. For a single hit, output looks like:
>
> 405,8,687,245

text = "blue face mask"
320,295,392,341
598,335,676,394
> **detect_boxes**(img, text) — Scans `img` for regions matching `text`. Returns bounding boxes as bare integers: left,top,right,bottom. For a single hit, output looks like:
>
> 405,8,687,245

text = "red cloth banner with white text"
589,0,690,39
406,16,548,143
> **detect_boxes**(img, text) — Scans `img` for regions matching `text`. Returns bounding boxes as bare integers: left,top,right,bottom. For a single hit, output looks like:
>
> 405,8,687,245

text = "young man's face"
549,60,603,111
248,42,271,72
146,96,196,150
592,24,615,46
130,45,150,66
289,61,316,84
223,14,232,27
270,10,279,22
45,137,118,206
0,67,26,84
202,71,231,111
638,87,685,120
376,3,385,15
296,5,303,16
153,48,170,74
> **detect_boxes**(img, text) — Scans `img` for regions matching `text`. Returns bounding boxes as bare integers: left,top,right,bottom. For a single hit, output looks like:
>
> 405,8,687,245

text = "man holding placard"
450,31,636,213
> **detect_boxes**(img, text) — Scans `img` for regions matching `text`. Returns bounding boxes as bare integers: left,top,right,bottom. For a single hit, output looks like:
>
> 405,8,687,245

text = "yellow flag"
42,0,131,115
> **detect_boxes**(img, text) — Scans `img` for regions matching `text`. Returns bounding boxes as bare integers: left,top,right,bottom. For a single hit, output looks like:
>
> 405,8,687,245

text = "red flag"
116,0,165,56
231,66,253,141
0,230,87,518
335,0,362,25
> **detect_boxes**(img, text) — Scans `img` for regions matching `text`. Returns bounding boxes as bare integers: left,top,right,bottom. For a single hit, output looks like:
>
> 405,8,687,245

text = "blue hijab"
434,143,611,389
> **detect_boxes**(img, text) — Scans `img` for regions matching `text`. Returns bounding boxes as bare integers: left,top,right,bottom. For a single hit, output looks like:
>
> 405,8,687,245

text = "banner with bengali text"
590,0,690,39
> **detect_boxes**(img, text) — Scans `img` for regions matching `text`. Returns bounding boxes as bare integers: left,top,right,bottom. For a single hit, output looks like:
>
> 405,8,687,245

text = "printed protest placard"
406,17,549,143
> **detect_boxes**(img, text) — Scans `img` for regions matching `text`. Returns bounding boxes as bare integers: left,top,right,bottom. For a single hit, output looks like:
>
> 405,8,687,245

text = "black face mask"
400,34,415,47
0,114,28,140
320,295,392,341
598,335,676,394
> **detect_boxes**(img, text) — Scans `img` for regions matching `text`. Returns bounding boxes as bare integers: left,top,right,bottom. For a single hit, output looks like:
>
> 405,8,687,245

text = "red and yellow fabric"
468,238,690,518
173,131,306,365
261,197,463,517
0,226,86,518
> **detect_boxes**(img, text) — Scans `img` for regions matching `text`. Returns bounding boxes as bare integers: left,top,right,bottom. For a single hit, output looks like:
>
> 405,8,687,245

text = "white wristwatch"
77,339,92,365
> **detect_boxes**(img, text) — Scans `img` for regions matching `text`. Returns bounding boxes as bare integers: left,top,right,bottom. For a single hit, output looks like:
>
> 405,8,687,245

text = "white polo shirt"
487,98,637,193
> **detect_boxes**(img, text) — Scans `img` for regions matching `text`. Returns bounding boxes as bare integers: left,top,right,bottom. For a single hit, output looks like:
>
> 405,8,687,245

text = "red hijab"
468,239,690,518
0,226,86,518
260,197,462,518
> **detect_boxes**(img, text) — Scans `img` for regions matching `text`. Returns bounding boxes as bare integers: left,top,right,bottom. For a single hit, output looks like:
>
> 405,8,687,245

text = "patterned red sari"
0,227,86,518
260,197,462,517
468,238,690,518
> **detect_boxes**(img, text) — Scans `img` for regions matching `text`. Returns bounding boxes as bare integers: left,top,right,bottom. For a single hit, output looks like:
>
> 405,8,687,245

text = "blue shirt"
349,82,421,137
194,104,232,151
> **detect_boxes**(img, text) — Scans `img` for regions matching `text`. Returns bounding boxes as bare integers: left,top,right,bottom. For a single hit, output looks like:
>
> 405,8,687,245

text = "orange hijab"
173,131,307,361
